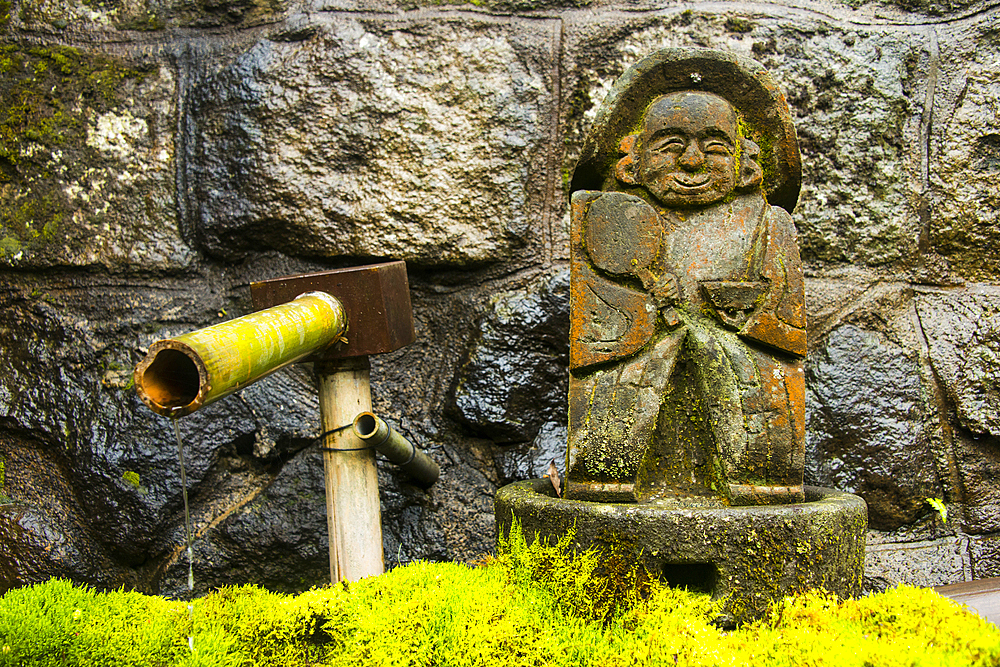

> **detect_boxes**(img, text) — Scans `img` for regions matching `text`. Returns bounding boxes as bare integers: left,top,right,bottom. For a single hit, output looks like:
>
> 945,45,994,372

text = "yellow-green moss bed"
0,529,996,666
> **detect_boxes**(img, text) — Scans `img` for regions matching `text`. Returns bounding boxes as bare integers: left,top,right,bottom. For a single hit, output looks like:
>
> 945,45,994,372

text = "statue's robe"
566,190,806,505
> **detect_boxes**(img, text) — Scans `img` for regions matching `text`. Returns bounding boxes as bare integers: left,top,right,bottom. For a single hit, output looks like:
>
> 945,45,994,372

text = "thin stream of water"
171,415,196,652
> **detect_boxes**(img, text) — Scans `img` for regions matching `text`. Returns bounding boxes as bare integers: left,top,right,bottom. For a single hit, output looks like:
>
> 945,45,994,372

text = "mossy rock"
496,479,867,626
0,45,146,263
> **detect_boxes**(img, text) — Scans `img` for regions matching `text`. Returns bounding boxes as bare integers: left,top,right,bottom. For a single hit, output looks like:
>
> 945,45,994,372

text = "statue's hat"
571,48,801,213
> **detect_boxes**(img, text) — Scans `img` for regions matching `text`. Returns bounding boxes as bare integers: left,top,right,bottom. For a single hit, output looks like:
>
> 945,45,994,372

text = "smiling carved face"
637,92,741,208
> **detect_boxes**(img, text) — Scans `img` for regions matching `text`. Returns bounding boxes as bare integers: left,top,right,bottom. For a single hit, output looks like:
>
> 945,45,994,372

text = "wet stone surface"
806,324,944,530
494,421,569,485
0,262,505,592
187,17,558,266
160,447,328,597
951,433,1000,535
916,287,1000,438
449,268,569,444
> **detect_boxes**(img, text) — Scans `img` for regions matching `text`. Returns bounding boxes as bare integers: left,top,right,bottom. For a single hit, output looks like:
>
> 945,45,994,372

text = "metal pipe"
352,412,439,489
134,292,347,417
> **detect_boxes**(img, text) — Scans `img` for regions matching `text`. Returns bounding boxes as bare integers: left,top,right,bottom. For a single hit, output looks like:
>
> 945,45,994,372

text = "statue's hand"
651,274,681,328
651,273,679,307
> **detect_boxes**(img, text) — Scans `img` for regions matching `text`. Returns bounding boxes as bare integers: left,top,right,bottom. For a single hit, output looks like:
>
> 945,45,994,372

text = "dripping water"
172,415,195,652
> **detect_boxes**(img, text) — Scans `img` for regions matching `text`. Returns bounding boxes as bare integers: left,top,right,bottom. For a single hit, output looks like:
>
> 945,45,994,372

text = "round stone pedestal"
495,480,867,625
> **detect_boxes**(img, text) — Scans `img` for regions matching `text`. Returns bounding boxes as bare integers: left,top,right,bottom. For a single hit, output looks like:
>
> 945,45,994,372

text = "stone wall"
1,0,998,595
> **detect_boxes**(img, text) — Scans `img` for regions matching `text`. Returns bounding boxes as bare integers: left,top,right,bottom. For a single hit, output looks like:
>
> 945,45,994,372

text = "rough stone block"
806,322,945,529
449,268,568,443
188,16,561,266
914,286,1000,533
865,536,970,589
916,287,1000,438
970,534,1000,579
12,0,286,31
0,432,136,591
952,433,1000,535
0,49,185,270
929,25,1000,280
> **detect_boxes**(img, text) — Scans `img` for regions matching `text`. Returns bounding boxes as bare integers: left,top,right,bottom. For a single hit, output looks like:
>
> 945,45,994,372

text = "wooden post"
316,356,384,583
249,262,415,583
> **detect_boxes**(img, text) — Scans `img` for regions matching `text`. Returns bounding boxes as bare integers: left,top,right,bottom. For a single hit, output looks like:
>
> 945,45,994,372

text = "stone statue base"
495,480,867,626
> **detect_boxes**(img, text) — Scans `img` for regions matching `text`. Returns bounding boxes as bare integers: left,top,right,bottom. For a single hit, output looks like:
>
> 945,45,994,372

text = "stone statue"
566,49,806,506
498,50,866,624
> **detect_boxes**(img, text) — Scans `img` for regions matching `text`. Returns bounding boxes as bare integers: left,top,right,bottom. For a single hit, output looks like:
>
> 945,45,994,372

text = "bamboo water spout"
134,261,428,585
134,291,347,417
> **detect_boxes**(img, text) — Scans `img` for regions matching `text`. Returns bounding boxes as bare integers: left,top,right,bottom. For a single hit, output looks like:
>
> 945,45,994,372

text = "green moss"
0,236,20,255
121,471,147,495
115,9,167,31
0,457,8,505
0,44,142,163
497,517,663,622
724,16,754,33
672,9,694,26
0,45,145,260
0,195,62,249
0,541,997,666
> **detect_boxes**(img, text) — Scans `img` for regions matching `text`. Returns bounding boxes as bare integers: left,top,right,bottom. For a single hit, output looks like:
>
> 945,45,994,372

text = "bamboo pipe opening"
354,413,379,439
137,345,203,412
351,411,439,488
135,292,346,418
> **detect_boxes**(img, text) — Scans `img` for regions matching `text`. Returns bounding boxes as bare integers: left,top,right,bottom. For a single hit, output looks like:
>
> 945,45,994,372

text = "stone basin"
495,480,867,625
